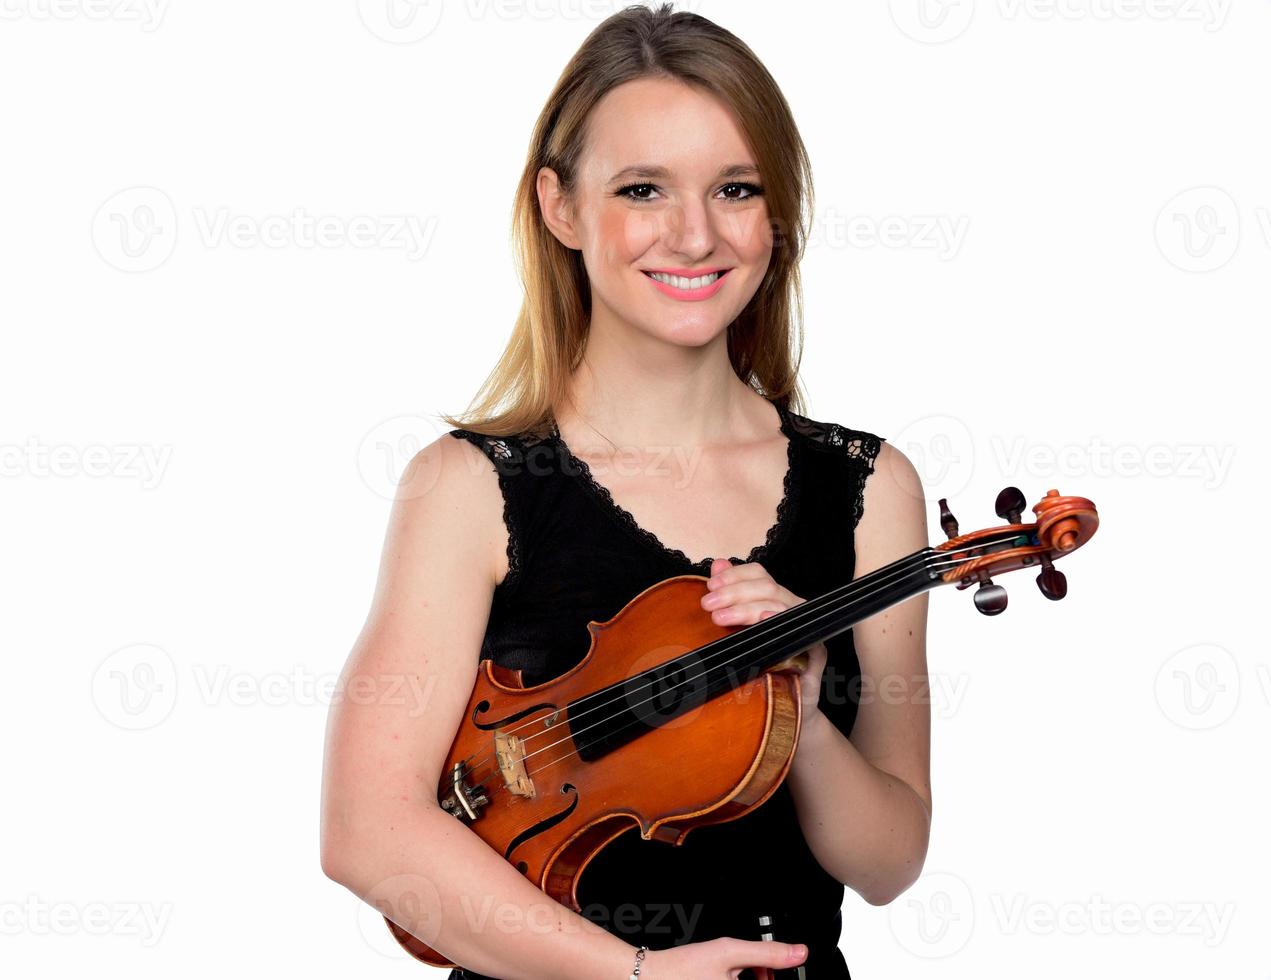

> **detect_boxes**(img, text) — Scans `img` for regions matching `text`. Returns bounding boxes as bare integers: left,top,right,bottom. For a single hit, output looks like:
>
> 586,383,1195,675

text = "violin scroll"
935,487,1098,615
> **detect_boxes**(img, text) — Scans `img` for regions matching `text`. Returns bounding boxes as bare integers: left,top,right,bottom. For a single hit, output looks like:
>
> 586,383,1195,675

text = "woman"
320,5,931,978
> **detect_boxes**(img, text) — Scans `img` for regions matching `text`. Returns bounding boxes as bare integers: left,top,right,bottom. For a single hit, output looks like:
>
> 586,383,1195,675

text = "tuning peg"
1036,553,1067,600
995,486,1026,524
937,498,959,540
973,571,1008,615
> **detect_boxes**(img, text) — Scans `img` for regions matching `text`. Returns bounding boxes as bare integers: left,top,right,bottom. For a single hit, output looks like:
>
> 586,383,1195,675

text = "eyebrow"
606,163,760,184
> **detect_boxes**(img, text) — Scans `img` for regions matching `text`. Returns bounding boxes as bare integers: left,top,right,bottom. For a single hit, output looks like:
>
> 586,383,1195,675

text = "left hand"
700,557,829,732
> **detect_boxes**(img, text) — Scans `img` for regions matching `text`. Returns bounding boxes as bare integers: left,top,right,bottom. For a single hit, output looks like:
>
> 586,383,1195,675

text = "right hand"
638,937,808,980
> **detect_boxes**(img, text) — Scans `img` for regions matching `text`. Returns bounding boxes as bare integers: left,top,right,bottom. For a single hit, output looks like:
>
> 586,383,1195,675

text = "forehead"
581,76,754,180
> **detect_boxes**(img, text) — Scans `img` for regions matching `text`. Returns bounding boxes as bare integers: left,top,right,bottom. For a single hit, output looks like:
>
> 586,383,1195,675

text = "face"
538,76,774,348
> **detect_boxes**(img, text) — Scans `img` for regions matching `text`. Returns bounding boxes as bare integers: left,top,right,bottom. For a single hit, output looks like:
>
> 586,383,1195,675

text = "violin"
386,486,1099,968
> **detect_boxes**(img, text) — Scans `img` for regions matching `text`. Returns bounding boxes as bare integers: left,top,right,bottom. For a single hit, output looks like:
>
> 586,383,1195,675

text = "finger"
703,571,790,602
701,581,785,616
705,559,773,588
706,598,787,626
737,940,808,970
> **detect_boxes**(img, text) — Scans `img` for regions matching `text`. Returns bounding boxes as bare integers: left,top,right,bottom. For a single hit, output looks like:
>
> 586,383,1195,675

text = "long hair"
441,2,815,436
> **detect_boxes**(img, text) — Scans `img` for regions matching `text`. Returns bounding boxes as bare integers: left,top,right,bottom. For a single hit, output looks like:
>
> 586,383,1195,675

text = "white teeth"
648,271,722,290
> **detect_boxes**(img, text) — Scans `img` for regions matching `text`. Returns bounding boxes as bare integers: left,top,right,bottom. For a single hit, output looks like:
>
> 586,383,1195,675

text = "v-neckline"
547,399,801,572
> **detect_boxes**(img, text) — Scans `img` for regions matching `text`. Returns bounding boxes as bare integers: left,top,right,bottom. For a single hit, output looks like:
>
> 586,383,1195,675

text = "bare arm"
319,433,637,979
784,440,933,905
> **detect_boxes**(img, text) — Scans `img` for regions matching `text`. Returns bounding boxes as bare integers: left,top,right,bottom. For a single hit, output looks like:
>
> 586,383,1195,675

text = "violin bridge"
494,728,535,799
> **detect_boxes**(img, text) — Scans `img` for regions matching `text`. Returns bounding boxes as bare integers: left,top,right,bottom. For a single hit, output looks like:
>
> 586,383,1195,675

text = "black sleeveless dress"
444,400,884,980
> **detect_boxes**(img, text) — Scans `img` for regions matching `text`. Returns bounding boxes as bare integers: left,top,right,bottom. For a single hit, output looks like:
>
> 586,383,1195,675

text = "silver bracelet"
627,944,648,979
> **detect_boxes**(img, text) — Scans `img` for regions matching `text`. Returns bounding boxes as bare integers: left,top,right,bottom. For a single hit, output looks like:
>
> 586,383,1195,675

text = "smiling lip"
642,267,732,301
643,266,731,277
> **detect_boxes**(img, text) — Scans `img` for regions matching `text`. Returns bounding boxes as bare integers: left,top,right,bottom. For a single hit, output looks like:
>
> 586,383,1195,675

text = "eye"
613,181,766,203
615,182,659,202
720,182,764,202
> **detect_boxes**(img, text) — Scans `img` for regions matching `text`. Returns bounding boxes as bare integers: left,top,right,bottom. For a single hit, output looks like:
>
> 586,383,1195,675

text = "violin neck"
712,546,944,685
568,548,945,762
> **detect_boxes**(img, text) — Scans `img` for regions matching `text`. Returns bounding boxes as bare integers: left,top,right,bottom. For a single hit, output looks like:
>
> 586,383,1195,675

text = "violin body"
383,485,1100,968
387,573,807,968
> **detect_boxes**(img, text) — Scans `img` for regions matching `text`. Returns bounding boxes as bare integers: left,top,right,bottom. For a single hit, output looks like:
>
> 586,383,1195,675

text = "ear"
536,166,582,251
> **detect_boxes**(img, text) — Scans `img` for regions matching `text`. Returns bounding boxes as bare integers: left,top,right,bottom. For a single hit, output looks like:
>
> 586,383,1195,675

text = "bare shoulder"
382,430,510,601
856,439,930,576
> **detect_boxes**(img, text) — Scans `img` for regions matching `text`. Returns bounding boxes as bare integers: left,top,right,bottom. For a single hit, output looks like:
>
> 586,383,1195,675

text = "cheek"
591,206,659,268
719,207,775,259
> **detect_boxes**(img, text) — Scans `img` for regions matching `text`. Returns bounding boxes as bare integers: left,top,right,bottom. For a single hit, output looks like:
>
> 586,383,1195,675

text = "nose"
658,195,718,260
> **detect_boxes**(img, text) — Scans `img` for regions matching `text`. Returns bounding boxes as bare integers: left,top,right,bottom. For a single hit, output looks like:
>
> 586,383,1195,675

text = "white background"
1,1,1266,977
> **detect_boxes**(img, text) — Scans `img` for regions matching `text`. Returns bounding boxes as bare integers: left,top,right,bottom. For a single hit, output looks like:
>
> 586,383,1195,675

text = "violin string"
503,550,958,776
457,546,981,802
462,556,964,810
460,547,971,798
454,547,937,783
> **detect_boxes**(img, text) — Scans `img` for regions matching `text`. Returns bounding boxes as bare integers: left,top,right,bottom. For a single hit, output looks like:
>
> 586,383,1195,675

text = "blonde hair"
441,2,814,437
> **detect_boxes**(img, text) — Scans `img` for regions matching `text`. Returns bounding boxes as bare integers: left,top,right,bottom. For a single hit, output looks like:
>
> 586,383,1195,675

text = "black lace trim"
547,401,801,573
782,408,885,529
445,429,527,596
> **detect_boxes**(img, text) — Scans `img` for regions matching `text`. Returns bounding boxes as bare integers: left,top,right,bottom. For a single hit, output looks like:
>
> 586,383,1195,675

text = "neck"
558,321,758,451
